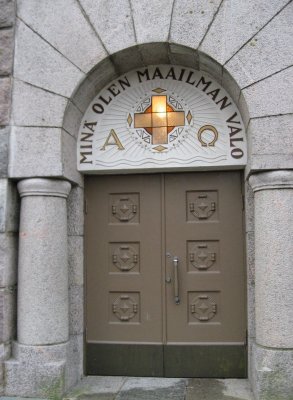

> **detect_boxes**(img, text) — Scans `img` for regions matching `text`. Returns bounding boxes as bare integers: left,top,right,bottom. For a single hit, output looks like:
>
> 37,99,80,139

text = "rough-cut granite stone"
17,0,107,73
170,0,221,49
14,20,84,97
0,78,11,126
79,0,135,55
0,0,15,28
0,29,14,75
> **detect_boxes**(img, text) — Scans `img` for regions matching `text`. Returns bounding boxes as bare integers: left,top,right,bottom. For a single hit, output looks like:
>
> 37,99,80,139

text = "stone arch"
64,43,249,175
10,1,292,184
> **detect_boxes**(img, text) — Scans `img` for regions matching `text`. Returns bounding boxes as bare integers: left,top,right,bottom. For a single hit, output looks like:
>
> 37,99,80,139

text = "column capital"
249,170,293,192
17,178,71,199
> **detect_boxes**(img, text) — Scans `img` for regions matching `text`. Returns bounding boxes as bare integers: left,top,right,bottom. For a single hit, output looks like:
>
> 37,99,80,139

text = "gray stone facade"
0,0,18,395
0,0,292,399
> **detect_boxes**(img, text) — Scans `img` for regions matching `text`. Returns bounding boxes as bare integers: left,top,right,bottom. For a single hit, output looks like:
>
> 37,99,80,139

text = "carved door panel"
85,172,246,377
85,174,163,376
164,172,246,377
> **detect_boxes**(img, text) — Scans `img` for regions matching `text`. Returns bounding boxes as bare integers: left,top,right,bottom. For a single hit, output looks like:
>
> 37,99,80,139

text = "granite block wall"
0,0,17,394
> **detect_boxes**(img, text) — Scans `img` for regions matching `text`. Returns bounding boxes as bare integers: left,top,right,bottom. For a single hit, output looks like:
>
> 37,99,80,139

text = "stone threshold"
63,376,254,400
0,377,254,399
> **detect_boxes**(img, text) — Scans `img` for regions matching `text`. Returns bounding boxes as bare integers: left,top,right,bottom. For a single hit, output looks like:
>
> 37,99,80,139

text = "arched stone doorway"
3,2,292,393
74,59,248,377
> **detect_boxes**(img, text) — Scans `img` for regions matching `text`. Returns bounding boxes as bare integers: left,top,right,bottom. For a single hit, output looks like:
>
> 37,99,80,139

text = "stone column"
5,178,72,397
249,171,293,400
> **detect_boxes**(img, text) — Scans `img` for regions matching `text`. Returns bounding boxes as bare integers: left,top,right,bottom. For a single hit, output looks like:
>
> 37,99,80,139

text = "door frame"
84,170,247,378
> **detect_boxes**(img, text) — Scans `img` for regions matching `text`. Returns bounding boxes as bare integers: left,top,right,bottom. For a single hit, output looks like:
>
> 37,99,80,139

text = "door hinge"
242,194,245,211
84,199,88,214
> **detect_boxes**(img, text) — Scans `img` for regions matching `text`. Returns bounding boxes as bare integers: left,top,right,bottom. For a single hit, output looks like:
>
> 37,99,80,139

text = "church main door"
85,171,246,377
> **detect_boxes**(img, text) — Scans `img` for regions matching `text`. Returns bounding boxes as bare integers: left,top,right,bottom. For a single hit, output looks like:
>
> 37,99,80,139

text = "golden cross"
134,95,185,144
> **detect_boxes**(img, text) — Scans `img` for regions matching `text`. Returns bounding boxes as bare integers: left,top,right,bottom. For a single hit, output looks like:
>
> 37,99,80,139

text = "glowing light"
134,94,185,145
152,96,167,113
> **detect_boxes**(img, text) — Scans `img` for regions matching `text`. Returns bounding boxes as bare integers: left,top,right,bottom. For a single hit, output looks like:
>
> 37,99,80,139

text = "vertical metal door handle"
173,256,180,304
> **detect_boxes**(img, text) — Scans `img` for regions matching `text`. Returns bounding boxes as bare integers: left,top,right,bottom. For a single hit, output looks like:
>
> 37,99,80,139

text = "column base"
5,341,68,398
251,341,293,400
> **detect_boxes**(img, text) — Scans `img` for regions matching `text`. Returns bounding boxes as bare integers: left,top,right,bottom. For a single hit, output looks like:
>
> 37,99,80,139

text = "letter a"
100,129,125,150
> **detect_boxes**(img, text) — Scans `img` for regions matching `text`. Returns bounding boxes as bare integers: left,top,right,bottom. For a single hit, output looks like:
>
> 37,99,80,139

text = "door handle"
173,256,180,305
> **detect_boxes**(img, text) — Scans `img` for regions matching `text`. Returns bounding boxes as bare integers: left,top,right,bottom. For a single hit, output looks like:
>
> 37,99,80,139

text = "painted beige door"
85,172,246,377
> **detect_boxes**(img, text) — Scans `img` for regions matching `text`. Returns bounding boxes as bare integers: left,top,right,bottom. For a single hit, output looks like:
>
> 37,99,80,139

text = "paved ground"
64,376,254,400
0,377,254,400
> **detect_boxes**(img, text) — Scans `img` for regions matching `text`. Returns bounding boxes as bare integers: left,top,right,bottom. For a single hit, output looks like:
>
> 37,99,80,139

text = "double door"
85,172,246,377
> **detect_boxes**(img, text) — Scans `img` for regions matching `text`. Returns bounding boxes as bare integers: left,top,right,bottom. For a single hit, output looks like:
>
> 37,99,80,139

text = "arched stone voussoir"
200,0,289,67
17,0,108,74
169,0,221,51
131,0,174,44
14,20,84,98
225,1,293,90
240,66,293,120
79,0,136,56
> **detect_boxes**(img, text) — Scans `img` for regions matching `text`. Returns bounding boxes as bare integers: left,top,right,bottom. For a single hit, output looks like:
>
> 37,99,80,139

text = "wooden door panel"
85,172,247,377
165,172,246,344
85,174,163,344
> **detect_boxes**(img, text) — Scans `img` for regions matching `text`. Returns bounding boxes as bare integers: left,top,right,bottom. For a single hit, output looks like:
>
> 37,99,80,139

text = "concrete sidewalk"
64,376,254,400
